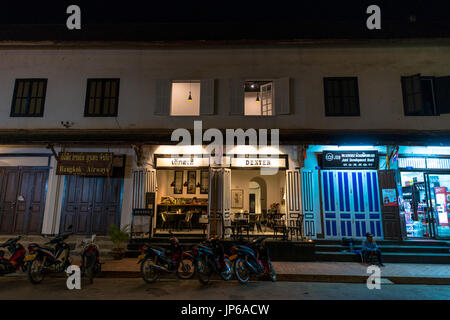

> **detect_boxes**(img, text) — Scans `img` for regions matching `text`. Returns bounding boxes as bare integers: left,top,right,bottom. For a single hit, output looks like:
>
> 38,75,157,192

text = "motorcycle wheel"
268,261,277,282
140,258,160,284
219,258,234,281
84,255,96,284
28,259,45,284
195,255,212,285
0,260,8,275
234,258,250,284
177,258,195,279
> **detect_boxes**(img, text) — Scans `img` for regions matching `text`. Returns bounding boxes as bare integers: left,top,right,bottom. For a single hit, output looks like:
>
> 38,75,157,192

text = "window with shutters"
170,80,201,116
402,74,450,116
244,80,273,116
84,79,120,117
10,79,47,117
323,77,360,117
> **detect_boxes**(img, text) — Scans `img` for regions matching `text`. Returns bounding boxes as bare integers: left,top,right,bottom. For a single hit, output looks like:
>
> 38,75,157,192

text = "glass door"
426,173,450,239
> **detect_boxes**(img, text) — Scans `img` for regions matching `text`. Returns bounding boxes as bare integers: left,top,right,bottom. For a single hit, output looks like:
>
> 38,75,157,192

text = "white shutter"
132,168,157,236
286,170,301,220
154,79,171,115
200,79,215,115
301,169,318,238
229,79,244,115
274,77,291,115
223,168,232,238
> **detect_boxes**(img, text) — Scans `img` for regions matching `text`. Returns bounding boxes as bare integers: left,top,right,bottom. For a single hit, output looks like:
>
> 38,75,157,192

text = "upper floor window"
323,77,360,117
170,81,201,116
84,79,120,117
401,74,450,116
244,81,273,116
10,79,47,117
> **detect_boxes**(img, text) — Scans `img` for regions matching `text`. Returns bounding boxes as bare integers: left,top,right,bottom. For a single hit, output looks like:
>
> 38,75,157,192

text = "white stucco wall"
0,44,449,131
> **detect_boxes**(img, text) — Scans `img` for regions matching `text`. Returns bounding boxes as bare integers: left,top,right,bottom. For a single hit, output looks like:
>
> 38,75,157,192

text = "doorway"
60,175,123,235
320,170,383,239
0,167,49,234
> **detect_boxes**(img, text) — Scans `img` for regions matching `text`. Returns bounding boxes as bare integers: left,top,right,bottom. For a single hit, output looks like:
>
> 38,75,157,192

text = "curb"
94,271,450,285
5,271,450,285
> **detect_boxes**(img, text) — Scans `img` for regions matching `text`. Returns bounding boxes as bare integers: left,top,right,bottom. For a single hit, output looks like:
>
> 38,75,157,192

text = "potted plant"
109,224,130,260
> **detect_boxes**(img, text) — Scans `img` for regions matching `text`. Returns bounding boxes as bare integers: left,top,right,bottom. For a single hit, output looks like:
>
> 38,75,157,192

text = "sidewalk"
72,257,450,285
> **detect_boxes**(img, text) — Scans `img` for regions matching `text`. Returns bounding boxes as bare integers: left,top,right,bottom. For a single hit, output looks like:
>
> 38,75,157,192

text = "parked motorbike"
0,236,27,275
138,232,194,283
25,231,73,284
230,237,276,284
79,234,102,284
192,235,233,285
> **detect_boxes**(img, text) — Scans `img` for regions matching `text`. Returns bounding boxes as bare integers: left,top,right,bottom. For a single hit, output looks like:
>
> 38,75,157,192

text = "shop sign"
56,152,113,176
231,157,286,168
322,151,379,169
156,157,210,168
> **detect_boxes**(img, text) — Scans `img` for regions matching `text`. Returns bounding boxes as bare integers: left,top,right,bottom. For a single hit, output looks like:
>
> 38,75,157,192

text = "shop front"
153,155,210,235
226,155,289,238
57,152,126,235
131,145,305,240
303,146,385,240
0,154,50,234
398,151,450,239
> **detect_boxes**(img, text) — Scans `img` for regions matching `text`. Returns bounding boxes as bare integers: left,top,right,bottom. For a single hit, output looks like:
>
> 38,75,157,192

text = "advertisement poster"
382,188,397,207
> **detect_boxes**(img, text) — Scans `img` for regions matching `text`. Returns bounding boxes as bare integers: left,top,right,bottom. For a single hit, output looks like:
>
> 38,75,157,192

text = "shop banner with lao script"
322,150,379,169
56,152,114,176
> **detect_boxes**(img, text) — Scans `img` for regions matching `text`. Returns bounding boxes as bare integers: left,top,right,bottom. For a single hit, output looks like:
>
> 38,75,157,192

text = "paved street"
0,277,449,300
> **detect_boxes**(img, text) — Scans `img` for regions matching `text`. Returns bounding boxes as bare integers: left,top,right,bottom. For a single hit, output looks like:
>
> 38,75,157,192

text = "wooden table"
163,212,186,230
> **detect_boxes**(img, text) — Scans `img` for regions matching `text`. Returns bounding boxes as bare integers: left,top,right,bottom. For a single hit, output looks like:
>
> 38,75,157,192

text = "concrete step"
315,251,450,264
315,239,450,247
316,244,450,254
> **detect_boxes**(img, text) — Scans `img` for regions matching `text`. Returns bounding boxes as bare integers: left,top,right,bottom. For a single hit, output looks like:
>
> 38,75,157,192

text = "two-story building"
1,17,450,241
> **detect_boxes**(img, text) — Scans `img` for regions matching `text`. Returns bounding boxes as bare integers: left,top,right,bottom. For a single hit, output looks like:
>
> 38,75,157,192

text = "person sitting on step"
362,232,384,267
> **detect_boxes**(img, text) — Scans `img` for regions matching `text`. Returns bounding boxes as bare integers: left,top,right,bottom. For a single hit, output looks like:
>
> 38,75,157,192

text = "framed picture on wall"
231,189,244,208
200,170,209,194
187,170,196,194
173,170,183,194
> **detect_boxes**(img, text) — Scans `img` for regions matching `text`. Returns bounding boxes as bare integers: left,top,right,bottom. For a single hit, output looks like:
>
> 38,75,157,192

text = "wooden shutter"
229,79,244,115
301,169,317,238
223,169,232,238
154,79,171,115
435,76,450,114
286,170,302,238
274,77,291,115
401,74,424,115
200,79,215,115
378,170,403,240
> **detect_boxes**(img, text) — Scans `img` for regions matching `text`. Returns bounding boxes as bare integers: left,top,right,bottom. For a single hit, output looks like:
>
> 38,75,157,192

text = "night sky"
1,0,449,40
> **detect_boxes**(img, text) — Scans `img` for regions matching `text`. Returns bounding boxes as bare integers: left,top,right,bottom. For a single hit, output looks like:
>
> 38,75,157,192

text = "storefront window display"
229,169,287,236
400,171,450,239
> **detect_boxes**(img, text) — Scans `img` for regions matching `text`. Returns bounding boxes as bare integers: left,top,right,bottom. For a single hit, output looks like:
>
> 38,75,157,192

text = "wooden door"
14,169,48,234
0,168,19,234
91,177,122,235
23,169,48,234
0,167,48,234
378,170,402,240
61,176,122,235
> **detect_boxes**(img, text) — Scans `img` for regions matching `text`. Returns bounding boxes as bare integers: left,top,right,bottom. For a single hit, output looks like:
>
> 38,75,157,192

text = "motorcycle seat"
31,243,55,253
150,246,166,254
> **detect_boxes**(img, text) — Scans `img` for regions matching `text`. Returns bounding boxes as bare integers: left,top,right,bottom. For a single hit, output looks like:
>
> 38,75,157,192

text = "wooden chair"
180,211,193,231
288,215,304,241
160,212,168,230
